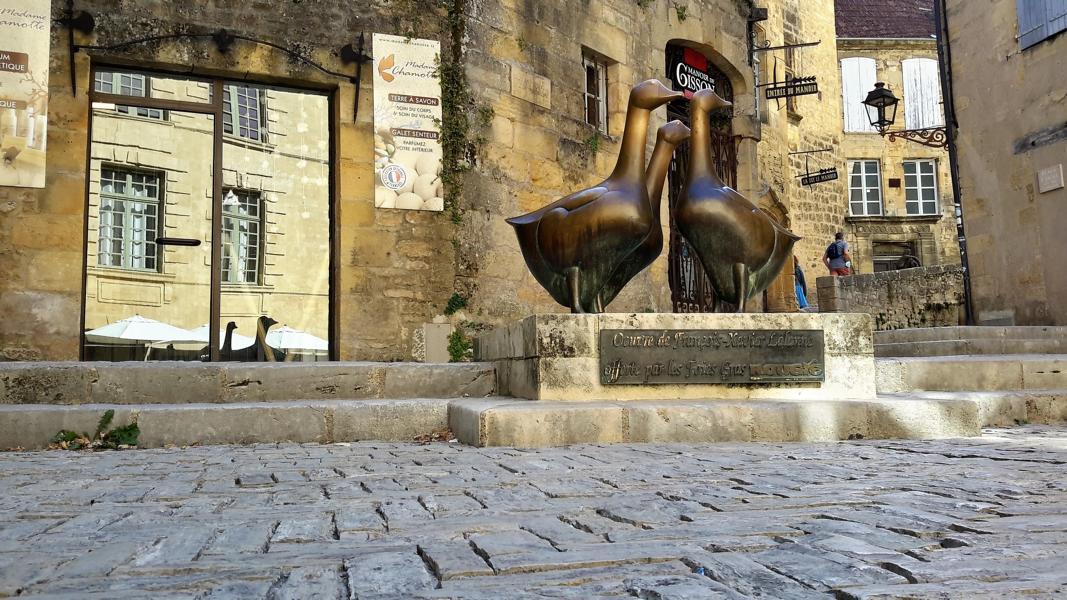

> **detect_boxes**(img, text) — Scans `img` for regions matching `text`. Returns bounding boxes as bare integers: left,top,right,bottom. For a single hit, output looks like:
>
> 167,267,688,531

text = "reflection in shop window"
98,167,161,271
221,189,262,285
223,85,267,142
93,71,165,120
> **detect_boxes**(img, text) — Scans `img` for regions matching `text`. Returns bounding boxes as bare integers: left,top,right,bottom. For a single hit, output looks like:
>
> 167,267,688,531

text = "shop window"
93,71,165,120
1018,0,1067,49
902,58,944,129
97,167,162,271
583,52,609,134
221,190,263,285
223,85,267,142
904,159,939,215
840,57,877,133
873,240,921,272
848,160,883,216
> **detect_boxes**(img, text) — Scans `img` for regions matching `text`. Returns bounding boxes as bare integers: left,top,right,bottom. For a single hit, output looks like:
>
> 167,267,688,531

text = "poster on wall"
372,33,444,211
0,1,50,189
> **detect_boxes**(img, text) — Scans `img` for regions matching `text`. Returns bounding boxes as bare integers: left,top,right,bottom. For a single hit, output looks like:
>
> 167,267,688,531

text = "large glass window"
97,168,161,271
93,71,164,120
904,159,939,215
221,190,262,285
223,85,266,142
848,160,883,216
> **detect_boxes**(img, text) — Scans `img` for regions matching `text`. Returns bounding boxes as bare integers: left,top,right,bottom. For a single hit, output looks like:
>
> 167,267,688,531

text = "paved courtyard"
1,427,1066,599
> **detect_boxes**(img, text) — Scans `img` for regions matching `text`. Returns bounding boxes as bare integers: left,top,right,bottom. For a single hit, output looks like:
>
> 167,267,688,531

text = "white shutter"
840,57,876,133
903,58,943,130
1018,0,1050,48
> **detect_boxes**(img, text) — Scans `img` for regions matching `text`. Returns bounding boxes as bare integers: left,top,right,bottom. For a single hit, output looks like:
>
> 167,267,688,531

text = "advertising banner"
372,33,443,211
0,1,50,189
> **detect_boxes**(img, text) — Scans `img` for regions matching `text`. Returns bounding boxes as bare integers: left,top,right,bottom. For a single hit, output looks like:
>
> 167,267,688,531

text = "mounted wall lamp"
56,10,95,34
862,82,948,149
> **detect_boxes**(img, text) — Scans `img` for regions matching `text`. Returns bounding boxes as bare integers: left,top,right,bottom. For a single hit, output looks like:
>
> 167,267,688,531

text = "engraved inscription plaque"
600,329,824,385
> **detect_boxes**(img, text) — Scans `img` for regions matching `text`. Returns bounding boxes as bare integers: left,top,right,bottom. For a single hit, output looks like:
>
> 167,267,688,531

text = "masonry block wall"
817,265,965,330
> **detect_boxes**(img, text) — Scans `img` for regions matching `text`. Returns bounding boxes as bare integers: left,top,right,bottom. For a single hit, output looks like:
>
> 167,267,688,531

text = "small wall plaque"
1038,164,1064,194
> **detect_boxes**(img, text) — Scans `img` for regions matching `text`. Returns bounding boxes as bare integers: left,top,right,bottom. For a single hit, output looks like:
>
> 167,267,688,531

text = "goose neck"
611,106,651,181
688,109,725,186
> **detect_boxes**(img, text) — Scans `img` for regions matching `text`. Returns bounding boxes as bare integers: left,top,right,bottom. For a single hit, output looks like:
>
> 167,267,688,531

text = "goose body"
676,89,800,311
597,120,691,309
507,80,684,313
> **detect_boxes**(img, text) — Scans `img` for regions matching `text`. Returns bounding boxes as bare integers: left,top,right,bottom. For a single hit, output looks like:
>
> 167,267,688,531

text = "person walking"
823,231,852,276
794,256,809,309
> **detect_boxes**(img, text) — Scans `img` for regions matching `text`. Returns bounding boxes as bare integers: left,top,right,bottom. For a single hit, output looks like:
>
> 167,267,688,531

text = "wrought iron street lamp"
862,82,948,149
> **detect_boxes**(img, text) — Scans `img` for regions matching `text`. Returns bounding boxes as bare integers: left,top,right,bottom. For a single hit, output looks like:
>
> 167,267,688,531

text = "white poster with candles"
0,1,50,189
372,33,443,211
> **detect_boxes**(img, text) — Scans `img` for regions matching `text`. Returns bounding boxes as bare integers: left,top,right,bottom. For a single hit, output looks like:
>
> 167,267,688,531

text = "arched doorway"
664,43,741,312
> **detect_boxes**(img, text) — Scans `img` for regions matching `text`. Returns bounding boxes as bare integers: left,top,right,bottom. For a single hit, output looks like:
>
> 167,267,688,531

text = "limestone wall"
816,265,965,330
945,0,1067,325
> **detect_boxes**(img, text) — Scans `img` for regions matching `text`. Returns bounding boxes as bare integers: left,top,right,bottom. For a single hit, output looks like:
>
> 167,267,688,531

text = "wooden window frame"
903,159,940,216
848,159,884,216
582,52,609,135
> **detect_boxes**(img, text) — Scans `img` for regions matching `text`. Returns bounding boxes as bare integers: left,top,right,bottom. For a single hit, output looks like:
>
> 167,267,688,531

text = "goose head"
690,88,733,114
258,315,278,331
657,120,691,146
630,79,685,110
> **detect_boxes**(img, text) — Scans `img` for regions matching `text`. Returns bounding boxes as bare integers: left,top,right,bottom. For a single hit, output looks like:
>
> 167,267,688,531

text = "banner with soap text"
372,33,443,211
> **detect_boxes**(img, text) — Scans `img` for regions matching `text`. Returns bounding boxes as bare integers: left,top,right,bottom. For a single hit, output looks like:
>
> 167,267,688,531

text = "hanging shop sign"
765,76,819,100
800,167,839,186
372,33,443,212
0,1,51,189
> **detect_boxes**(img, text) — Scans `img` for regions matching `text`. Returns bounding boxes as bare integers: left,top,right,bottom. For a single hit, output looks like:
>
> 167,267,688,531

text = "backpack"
826,241,842,260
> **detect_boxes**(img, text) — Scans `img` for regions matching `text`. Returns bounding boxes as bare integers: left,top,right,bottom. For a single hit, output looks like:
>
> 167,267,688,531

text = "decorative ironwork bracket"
883,127,949,149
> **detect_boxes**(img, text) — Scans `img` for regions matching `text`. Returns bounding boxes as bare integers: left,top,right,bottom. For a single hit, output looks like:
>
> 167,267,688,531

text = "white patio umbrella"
85,315,200,345
265,326,328,351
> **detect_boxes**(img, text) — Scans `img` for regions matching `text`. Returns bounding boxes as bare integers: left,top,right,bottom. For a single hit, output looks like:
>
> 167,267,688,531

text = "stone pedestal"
475,313,876,402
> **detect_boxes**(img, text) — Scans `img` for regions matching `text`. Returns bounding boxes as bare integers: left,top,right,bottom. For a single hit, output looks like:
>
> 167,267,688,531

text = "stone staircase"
875,326,1067,357
0,362,495,449
876,326,1067,430
2,326,1065,449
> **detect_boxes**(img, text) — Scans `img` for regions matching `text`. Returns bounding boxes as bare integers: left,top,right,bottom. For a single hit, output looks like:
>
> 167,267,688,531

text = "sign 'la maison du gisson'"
600,329,825,385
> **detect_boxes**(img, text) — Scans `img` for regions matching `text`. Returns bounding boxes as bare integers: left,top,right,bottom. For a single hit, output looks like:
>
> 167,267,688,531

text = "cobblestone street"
2,427,1066,599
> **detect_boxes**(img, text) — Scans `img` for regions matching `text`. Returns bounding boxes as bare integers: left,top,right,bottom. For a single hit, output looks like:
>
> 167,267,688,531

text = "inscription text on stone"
600,329,825,385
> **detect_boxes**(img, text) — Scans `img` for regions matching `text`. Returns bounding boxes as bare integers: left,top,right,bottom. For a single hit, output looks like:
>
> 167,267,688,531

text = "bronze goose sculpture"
675,88,800,312
597,119,691,309
506,79,684,313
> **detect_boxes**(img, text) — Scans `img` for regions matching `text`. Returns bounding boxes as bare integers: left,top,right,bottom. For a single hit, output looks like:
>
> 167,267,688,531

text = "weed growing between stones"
50,410,140,450
444,292,468,315
447,329,473,362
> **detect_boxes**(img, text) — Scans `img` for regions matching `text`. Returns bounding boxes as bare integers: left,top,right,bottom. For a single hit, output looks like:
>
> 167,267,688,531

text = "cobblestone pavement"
2,427,1066,599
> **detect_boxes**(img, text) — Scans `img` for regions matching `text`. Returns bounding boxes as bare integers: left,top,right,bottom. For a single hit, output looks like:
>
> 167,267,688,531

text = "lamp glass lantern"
862,82,899,134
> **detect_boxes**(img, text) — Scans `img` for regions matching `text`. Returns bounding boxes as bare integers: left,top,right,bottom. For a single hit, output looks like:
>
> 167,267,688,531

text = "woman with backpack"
823,231,852,276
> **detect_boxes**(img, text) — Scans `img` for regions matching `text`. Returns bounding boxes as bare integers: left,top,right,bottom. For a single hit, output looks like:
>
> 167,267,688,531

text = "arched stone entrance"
664,42,743,312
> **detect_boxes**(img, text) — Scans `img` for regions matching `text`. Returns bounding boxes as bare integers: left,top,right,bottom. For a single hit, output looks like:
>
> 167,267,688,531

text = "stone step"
875,338,1067,357
876,355,1067,392
0,361,495,405
448,396,986,448
0,398,455,450
875,326,1067,344
878,390,1067,428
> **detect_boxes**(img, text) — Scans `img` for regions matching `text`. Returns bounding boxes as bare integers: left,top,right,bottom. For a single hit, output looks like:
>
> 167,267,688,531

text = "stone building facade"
945,0,1067,325
0,0,956,362
834,0,961,279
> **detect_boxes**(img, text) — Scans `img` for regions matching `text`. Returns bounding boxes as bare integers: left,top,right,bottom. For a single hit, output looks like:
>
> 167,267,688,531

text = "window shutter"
840,57,876,132
903,58,943,129
1049,0,1067,37
1018,0,1050,49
